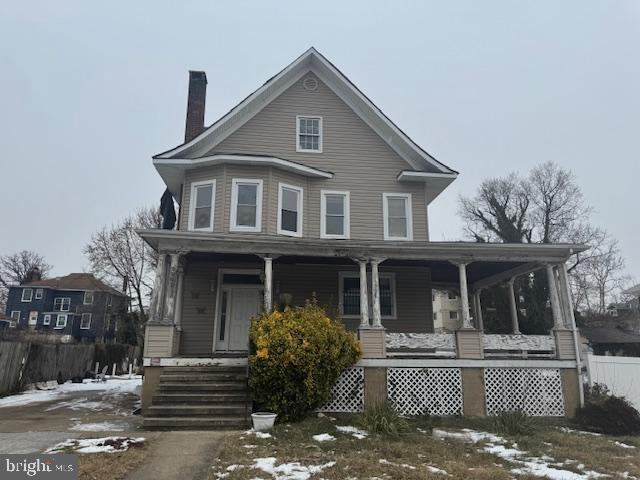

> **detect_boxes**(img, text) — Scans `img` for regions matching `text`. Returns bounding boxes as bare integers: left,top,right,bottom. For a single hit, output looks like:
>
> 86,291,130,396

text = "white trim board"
143,357,248,367
357,358,578,368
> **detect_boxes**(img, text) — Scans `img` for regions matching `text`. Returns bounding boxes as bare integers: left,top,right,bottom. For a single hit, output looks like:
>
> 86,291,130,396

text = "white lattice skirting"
484,368,565,416
387,368,463,416
318,367,364,413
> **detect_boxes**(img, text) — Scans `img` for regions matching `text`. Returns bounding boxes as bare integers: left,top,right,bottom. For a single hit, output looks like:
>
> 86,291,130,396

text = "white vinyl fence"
585,354,640,410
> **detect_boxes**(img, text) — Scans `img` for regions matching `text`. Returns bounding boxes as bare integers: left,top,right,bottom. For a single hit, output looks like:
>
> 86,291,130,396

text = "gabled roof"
154,47,457,182
21,273,126,297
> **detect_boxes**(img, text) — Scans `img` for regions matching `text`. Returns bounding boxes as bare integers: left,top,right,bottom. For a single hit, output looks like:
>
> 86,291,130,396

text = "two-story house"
139,48,587,428
4,273,127,343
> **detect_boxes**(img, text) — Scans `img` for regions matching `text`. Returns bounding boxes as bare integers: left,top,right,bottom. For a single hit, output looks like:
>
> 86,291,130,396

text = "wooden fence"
0,342,30,397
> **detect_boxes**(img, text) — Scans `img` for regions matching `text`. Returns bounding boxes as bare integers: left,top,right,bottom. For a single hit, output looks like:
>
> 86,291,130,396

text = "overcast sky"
0,1,638,283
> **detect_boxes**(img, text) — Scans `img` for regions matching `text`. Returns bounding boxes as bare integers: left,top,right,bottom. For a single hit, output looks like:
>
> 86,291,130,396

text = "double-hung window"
338,272,396,319
83,290,94,305
230,179,263,232
189,180,216,232
35,288,43,300
277,183,303,237
321,191,350,239
383,193,413,240
55,314,67,329
80,313,92,329
296,116,322,152
43,314,51,326
53,297,71,312
10,311,20,327
21,288,33,302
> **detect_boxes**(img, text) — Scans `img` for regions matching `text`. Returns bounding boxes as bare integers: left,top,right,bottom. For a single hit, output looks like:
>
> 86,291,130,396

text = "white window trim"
230,178,263,233
10,311,20,326
80,313,92,330
43,314,51,326
277,183,303,237
188,179,217,232
382,193,413,241
83,290,94,305
54,297,71,312
320,190,350,239
338,271,397,320
35,288,43,299
55,314,67,329
295,115,323,153
21,288,33,302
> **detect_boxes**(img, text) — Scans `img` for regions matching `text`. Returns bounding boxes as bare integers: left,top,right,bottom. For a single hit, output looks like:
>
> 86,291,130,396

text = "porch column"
546,264,564,329
148,253,167,323
174,258,185,328
263,256,273,312
163,253,181,324
507,278,521,334
458,263,472,329
359,260,370,328
370,259,384,328
474,290,484,331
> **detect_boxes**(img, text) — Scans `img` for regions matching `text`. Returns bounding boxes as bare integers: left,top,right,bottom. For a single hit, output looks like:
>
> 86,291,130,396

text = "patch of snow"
613,441,636,449
378,459,416,470
432,428,504,444
335,425,368,439
426,465,449,475
243,444,258,449
70,421,127,432
47,398,111,411
244,429,272,439
226,464,244,471
558,427,602,437
0,376,142,408
312,433,335,442
252,457,335,480
45,436,145,454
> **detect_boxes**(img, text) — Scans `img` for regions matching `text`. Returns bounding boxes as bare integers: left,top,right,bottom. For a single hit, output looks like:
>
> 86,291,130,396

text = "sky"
0,1,638,283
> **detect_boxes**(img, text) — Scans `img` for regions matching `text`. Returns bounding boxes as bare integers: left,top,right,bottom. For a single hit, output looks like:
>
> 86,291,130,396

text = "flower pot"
251,412,277,431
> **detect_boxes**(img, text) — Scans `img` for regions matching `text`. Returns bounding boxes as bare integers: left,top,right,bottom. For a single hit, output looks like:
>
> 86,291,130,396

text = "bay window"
277,183,303,237
321,190,350,239
189,179,216,232
230,179,263,232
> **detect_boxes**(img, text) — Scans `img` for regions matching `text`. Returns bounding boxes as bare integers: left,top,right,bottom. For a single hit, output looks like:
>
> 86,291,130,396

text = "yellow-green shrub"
248,299,361,421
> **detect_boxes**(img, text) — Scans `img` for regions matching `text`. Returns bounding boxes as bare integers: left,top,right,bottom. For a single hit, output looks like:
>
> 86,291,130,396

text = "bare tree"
0,250,52,311
84,206,161,323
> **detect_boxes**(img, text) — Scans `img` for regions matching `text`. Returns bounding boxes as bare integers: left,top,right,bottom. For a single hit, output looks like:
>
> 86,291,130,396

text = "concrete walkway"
123,431,227,480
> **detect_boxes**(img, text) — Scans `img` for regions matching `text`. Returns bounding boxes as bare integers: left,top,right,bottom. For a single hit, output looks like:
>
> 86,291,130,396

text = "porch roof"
138,229,587,288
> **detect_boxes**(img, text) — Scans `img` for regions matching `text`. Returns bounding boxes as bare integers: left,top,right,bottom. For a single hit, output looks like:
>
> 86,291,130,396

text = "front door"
215,284,262,352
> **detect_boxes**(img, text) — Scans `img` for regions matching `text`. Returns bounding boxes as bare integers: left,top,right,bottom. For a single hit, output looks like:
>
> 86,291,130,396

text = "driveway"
0,377,143,454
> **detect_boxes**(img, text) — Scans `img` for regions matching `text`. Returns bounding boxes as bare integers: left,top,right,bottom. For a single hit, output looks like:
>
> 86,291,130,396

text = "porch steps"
144,366,251,430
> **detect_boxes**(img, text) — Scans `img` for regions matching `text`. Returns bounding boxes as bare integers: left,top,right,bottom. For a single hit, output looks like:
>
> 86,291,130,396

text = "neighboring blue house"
4,273,128,343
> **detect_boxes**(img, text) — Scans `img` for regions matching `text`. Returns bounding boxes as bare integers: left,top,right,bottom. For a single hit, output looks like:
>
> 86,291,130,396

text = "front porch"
139,230,587,420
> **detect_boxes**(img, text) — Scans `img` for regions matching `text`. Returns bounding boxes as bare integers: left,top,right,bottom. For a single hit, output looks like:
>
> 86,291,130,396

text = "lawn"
209,414,640,480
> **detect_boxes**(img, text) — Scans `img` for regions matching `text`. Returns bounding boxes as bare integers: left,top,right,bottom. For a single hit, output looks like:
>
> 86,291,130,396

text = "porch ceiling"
138,229,587,288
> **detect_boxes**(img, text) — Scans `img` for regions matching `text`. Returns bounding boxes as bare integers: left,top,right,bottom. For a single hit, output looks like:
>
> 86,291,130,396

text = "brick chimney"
184,70,207,142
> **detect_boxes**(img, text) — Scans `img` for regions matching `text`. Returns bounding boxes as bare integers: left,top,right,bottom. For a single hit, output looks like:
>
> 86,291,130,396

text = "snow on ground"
434,429,608,480
558,427,602,437
252,457,335,480
0,376,142,408
243,429,272,439
614,441,636,449
46,398,112,412
45,436,145,454
426,465,449,475
312,433,335,442
335,425,368,439
70,421,128,432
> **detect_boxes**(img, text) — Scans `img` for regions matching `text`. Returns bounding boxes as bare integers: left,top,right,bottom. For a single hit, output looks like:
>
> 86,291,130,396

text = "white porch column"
359,260,370,328
474,290,484,331
546,264,564,329
174,259,185,328
507,278,521,334
162,253,181,324
148,253,167,323
371,259,383,328
458,263,472,329
263,256,273,312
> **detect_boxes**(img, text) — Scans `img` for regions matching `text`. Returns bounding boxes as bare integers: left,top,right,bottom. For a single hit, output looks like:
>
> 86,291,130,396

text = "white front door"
216,286,262,352
28,311,38,329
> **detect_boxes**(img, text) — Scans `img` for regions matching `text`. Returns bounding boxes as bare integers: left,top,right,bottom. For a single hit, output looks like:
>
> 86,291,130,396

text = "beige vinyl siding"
181,167,226,232
201,73,429,241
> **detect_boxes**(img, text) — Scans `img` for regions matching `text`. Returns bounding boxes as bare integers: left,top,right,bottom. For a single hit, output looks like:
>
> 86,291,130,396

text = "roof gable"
155,48,457,177
21,273,125,296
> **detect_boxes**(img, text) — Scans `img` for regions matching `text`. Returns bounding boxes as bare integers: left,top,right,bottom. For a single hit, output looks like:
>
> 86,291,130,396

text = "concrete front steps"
143,366,251,430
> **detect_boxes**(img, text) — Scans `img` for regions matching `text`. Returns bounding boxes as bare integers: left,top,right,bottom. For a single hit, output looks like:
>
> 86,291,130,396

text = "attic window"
296,116,322,153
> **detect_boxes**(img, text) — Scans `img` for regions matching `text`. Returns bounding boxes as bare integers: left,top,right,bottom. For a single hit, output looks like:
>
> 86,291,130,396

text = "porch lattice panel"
484,368,565,416
387,368,463,416
318,367,364,413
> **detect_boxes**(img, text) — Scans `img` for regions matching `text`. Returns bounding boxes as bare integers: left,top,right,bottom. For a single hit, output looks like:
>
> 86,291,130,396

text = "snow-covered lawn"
45,436,145,454
0,375,142,408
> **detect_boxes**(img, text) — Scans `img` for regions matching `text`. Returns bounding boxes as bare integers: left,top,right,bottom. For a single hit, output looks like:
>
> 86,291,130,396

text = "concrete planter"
251,412,277,431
